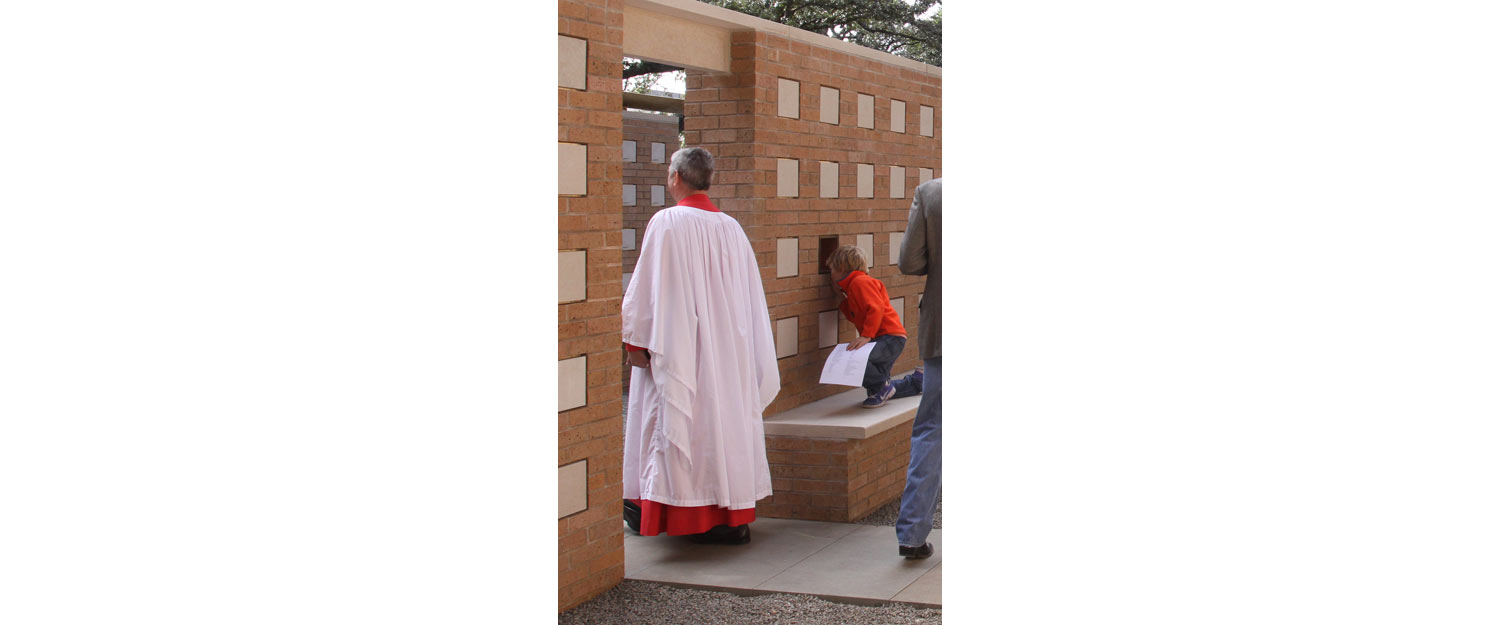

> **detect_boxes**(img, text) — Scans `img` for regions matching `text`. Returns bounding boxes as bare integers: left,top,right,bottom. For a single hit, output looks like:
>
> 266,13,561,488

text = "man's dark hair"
669,147,714,191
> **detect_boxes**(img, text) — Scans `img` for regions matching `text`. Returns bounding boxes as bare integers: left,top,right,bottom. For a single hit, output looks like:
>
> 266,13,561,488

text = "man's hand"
627,350,651,369
847,336,870,351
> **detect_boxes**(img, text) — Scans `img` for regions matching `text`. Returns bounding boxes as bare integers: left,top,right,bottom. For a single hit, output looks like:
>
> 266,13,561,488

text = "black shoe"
623,500,641,534
899,542,934,559
689,524,750,545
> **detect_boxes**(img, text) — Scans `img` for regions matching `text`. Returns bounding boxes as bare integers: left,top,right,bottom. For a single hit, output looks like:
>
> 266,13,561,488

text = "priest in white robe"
621,147,780,545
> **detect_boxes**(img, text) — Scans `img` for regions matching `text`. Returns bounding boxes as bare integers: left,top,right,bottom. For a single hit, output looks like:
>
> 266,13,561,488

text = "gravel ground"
559,580,941,625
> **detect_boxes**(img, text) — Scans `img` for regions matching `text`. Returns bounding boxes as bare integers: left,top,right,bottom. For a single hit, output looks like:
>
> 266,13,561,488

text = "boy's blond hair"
826,245,869,274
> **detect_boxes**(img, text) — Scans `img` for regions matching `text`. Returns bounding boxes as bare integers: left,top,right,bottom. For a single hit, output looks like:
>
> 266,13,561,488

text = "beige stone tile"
891,562,941,606
558,250,586,303
890,99,906,133
651,185,665,206
856,163,873,198
891,297,904,326
558,355,587,412
558,142,587,196
651,141,665,164
919,105,934,137
623,228,636,251
558,35,587,90
889,165,905,198
776,158,799,197
819,161,838,198
888,232,903,265
857,93,874,129
622,184,636,206
776,237,798,278
775,316,797,358
856,234,873,267
622,140,636,162
626,518,859,589
919,167,933,184
755,525,941,601
778,78,799,118
818,310,839,348
820,86,839,124
558,460,587,518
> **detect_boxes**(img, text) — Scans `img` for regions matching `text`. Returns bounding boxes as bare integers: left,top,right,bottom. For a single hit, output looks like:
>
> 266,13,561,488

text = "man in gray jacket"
895,177,941,559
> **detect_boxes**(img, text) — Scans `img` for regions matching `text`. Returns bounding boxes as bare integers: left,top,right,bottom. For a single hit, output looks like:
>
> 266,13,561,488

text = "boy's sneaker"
862,382,896,408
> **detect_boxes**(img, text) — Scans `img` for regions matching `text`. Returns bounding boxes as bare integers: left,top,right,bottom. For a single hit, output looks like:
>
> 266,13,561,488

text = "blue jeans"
896,356,941,547
864,335,922,399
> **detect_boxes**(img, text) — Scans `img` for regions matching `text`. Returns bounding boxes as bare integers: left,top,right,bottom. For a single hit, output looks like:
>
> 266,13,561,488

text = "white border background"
3,1,1498,623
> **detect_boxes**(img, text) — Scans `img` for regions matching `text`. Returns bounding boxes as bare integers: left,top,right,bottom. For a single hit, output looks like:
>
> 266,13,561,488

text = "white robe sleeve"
621,211,699,461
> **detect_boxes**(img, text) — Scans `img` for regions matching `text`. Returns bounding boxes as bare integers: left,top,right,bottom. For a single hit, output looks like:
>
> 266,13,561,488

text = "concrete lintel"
624,4,732,74
624,0,941,77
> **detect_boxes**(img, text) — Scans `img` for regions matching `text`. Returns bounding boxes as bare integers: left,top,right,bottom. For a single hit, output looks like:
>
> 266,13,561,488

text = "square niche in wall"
623,228,637,251
776,237,799,278
820,86,839,124
775,317,798,359
888,232,903,265
919,168,933,185
920,105,934,137
558,460,587,518
622,140,636,162
558,250,586,303
558,35,587,90
558,142,586,196
818,236,838,274
651,185,665,206
776,158,799,197
819,161,838,198
889,165,906,198
890,99,906,133
558,355,587,412
857,93,874,129
818,310,839,348
778,78,799,118
623,184,636,206
891,297,905,326
651,142,665,164
857,163,874,198
856,234,873,266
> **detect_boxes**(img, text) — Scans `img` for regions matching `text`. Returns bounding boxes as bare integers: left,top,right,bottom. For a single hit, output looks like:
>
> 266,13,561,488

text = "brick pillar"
557,0,625,613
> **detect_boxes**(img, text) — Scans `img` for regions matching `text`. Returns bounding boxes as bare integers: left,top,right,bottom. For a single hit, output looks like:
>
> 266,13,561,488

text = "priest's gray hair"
669,147,714,191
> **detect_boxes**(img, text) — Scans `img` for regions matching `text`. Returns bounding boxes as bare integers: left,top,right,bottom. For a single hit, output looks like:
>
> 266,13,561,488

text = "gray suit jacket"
899,178,941,360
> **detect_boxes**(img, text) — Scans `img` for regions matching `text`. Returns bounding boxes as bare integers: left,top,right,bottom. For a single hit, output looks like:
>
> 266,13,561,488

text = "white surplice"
621,202,780,510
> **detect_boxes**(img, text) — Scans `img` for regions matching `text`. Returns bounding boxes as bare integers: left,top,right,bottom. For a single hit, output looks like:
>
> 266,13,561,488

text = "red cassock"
629,499,757,536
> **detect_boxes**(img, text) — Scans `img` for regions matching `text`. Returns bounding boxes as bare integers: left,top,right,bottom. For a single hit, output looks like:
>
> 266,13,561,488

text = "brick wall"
760,424,913,522
684,30,941,417
557,0,626,613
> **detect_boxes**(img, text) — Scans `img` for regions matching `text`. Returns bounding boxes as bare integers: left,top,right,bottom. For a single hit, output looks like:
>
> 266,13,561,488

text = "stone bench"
757,373,921,523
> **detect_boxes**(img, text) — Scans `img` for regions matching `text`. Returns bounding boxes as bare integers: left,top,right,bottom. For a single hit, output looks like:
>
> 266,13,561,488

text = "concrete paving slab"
625,518,858,590
891,562,941,606
754,525,941,601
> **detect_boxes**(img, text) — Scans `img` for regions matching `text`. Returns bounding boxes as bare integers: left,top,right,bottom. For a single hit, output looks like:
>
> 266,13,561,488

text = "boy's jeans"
896,356,941,548
863,335,921,398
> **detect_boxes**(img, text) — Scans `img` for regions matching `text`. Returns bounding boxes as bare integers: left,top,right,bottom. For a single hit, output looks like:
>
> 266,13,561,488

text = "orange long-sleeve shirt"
836,270,906,340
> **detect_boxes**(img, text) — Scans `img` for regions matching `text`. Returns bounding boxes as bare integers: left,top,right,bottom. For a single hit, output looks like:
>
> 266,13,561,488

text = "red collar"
676,193,720,212
837,270,867,290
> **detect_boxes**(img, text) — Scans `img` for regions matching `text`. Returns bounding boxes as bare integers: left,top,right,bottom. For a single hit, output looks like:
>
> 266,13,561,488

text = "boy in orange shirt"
827,245,923,408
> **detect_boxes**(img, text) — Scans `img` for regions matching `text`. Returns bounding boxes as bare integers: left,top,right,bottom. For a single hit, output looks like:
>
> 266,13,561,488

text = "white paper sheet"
819,342,876,386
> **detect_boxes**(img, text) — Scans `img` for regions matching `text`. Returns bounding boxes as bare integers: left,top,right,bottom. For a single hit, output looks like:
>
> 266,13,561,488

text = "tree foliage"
701,0,941,66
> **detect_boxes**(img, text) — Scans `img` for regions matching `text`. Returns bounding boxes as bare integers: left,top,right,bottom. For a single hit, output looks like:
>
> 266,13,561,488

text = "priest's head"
666,147,714,201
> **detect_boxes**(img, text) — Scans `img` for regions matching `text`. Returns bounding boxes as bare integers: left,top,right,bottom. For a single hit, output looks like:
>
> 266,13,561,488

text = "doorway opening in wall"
620,58,687,389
